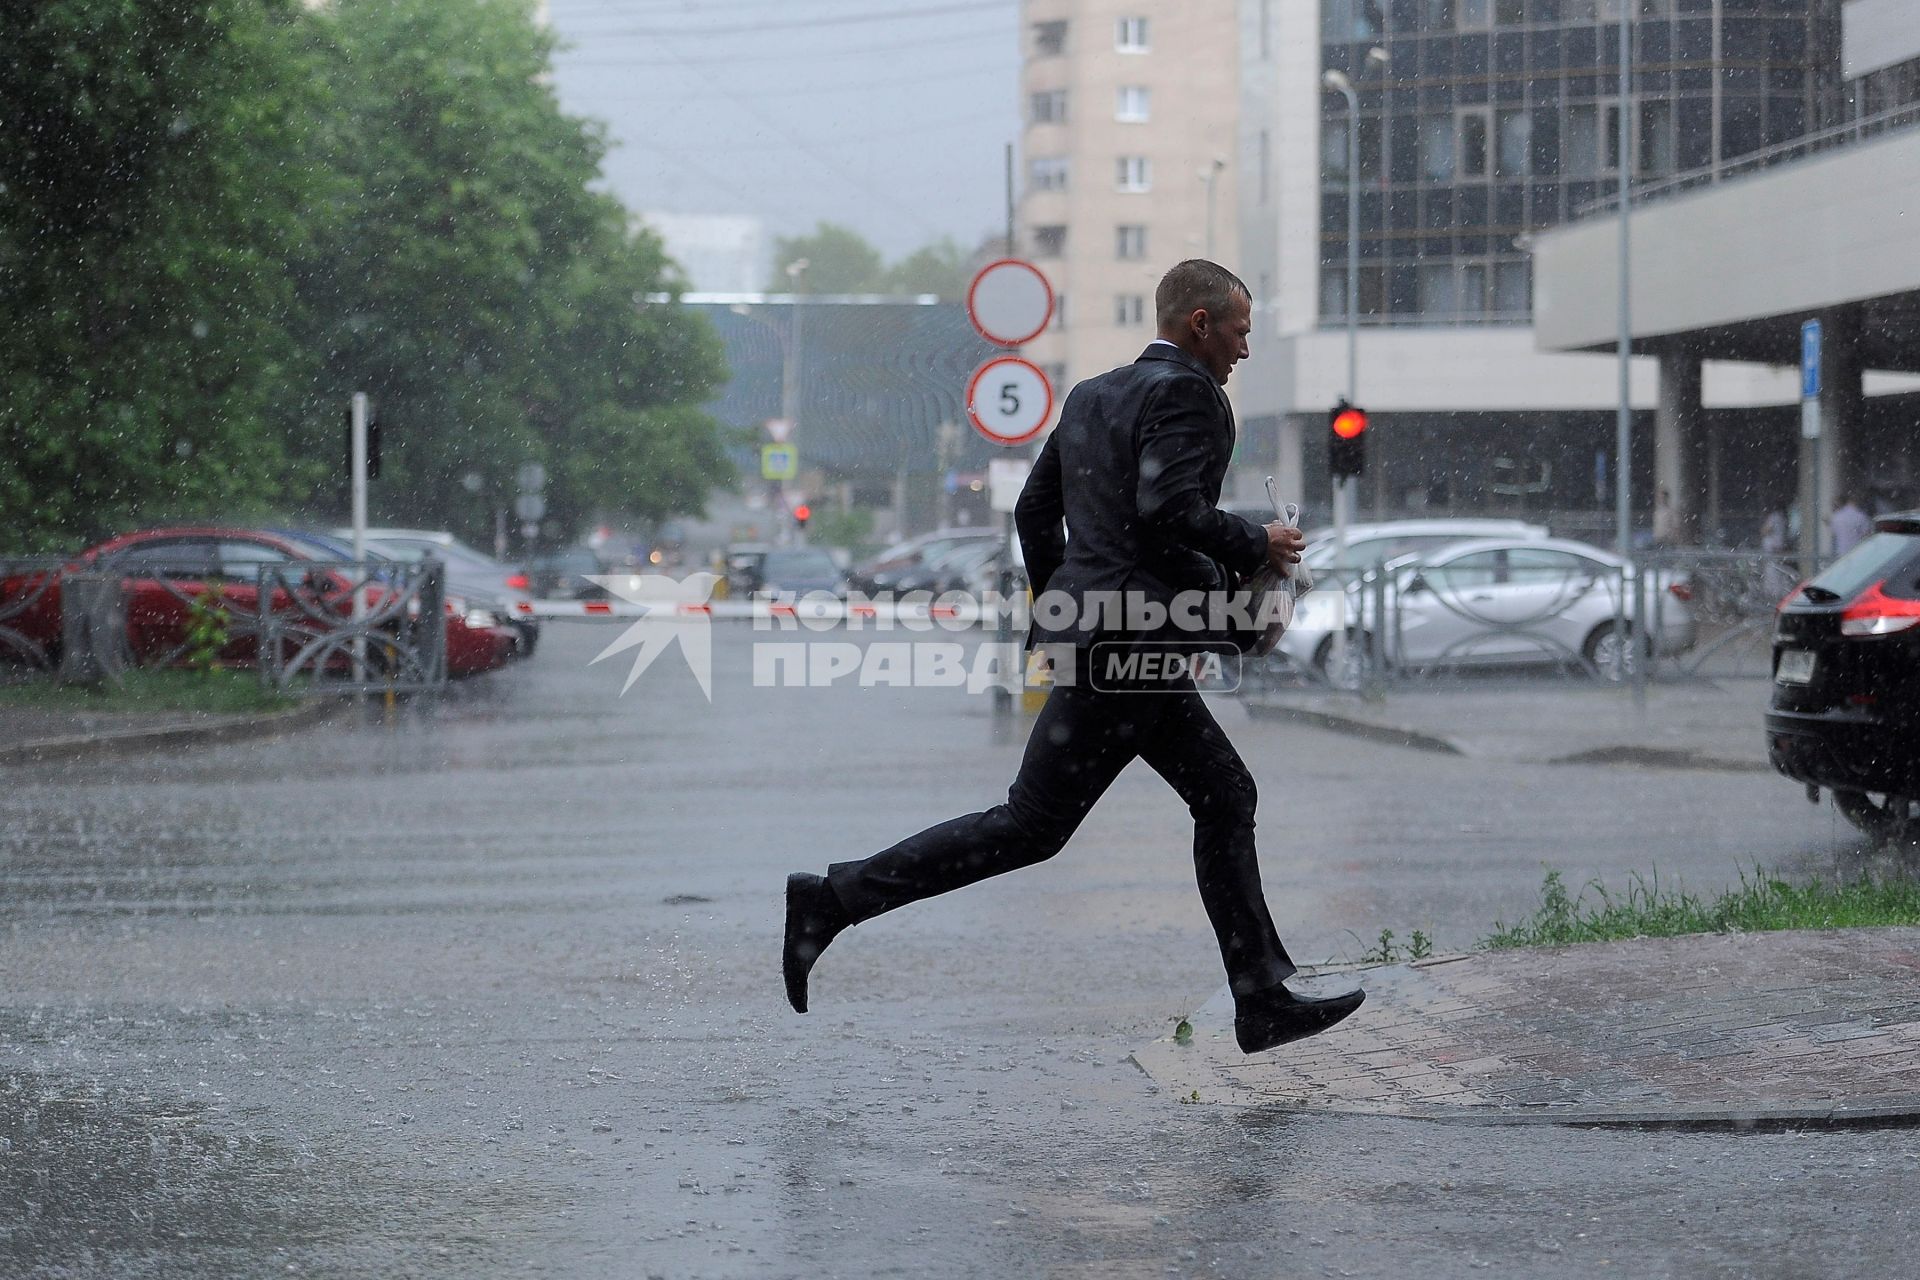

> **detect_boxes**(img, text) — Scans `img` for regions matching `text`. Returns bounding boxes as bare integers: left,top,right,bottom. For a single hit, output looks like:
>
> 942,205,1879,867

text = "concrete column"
1275,414,1305,515
1654,354,1706,545
1802,308,1865,562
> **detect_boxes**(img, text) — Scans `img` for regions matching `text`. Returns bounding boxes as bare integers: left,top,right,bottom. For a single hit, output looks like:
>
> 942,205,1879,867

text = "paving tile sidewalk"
1244,680,1774,771
1134,929,1920,1126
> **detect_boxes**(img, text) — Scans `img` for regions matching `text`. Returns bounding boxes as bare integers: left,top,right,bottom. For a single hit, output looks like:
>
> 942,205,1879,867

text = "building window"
1494,0,1524,23
1054,293,1068,328
1457,0,1490,27
1565,105,1601,178
1029,156,1069,193
1420,113,1456,180
1493,261,1530,316
1116,156,1151,192
1116,86,1150,123
1116,224,1149,259
1032,19,1067,57
1032,225,1067,258
1115,17,1149,52
1495,109,1532,177
1114,294,1147,326
1640,99,1675,176
1459,109,1490,178
1030,89,1068,125
1418,264,1459,319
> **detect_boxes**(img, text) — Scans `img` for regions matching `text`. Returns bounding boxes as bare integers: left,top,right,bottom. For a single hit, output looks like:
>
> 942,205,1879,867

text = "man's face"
1190,292,1252,385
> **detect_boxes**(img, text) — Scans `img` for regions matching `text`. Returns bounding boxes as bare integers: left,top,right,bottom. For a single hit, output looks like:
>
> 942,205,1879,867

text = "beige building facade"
1019,2,1242,402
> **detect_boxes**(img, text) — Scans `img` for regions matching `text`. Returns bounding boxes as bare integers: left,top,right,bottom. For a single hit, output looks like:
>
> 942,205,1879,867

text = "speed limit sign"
965,356,1052,446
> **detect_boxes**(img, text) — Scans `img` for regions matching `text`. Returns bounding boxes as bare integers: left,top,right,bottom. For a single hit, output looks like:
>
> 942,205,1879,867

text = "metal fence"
258,560,446,694
0,556,447,694
1244,546,1799,696
0,558,68,683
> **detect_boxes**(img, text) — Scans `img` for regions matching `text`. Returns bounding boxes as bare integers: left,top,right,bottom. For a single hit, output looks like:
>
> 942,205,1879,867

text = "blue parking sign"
1801,319,1822,400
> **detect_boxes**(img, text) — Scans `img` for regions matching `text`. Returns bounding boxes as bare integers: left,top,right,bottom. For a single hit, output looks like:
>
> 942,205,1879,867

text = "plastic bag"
1238,477,1313,657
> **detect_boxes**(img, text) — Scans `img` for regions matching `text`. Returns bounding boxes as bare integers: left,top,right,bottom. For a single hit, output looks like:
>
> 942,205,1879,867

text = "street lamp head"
1321,68,1353,95
785,258,809,280
1366,46,1391,70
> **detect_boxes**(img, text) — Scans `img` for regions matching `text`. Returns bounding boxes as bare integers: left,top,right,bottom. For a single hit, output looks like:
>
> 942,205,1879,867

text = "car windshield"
761,550,838,578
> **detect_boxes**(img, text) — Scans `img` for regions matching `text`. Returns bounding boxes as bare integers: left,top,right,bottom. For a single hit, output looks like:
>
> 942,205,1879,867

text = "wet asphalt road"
2,623,1916,1278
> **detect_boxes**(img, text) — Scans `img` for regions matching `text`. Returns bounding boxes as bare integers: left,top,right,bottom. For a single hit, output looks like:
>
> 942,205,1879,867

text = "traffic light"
792,503,811,528
1329,400,1368,481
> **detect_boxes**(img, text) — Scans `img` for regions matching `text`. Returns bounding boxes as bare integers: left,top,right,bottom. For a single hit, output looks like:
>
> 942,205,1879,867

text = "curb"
0,698,342,766
1242,698,1466,756
1547,744,1772,773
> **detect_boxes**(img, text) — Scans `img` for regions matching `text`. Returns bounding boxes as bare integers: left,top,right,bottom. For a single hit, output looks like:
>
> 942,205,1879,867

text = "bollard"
58,571,127,686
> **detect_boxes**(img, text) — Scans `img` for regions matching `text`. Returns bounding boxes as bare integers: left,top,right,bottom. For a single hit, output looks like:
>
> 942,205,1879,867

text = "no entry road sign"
966,259,1053,348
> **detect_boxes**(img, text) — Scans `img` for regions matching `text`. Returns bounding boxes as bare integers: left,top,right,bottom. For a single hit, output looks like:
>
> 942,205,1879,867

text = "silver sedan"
1272,537,1698,686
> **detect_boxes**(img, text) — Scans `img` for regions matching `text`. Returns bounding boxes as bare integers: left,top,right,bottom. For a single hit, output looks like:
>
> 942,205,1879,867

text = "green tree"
0,0,328,551
766,222,886,294
293,0,728,543
883,237,974,299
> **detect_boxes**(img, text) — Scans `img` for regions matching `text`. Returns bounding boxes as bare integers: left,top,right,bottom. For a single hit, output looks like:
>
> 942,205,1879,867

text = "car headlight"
465,608,500,629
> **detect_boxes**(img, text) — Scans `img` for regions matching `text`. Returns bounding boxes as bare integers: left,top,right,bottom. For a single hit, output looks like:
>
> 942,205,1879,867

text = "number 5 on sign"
966,355,1052,446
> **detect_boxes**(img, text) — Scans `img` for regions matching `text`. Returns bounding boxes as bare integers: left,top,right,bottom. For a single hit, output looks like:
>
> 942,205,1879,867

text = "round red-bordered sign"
966,259,1054,348
966,356,1053,446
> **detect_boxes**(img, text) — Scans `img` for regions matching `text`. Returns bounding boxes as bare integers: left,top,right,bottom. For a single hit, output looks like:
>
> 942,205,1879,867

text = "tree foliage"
766,224,978,299
0,0,729,553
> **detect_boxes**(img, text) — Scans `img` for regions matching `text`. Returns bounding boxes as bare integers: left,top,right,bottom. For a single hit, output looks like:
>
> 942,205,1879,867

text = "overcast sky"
545,0,1023,262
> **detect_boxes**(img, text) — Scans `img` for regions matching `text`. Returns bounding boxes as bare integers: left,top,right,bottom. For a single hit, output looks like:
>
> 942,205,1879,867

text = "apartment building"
1018,2,1242,400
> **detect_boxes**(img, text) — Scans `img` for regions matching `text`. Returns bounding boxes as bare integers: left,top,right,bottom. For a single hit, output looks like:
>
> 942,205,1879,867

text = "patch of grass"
1485,867,1920,949
0,668,300,716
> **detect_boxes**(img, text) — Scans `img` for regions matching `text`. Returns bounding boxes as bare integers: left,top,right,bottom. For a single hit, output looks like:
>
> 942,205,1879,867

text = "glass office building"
1316,0,1846,327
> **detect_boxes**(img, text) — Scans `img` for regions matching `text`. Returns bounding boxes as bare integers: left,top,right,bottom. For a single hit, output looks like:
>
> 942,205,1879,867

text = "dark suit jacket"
1015,343,1268,649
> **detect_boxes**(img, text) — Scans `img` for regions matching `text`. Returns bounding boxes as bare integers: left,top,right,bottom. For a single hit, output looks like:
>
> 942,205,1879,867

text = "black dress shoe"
783,872,849,1014
1234,981,1365,1054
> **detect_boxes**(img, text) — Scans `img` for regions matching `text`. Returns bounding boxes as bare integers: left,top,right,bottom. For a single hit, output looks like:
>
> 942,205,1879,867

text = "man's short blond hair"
1155,259,1250,333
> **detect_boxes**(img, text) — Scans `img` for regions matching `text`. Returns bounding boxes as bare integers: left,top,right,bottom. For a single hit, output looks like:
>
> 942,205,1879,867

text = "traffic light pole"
350,391,369,684
1332,74,1360,684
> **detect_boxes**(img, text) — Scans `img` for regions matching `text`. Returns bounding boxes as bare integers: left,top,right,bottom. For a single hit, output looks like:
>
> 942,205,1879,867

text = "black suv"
1768,512,1920,843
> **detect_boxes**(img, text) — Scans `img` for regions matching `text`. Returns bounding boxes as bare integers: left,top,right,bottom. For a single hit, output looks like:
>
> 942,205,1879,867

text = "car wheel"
1582,622,1645,682
1832,790,1918,846
1313,632,1375,691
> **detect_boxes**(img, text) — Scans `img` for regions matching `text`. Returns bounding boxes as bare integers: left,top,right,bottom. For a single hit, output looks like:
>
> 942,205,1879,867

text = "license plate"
1776,649,1816,684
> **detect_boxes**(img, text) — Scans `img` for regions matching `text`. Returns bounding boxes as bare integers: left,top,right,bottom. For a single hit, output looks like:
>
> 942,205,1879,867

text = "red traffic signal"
1328,400,1368,480
792,503,812,525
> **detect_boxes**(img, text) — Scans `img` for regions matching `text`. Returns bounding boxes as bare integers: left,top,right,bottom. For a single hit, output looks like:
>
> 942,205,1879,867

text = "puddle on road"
0,1069,502,1275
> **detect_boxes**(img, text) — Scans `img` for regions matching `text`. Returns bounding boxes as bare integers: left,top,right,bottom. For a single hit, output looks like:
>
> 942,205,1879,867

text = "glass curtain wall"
1318,0,1844,326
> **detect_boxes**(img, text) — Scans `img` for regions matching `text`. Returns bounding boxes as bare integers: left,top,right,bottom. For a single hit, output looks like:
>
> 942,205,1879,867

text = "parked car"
333,527,539,657
1273,537,1695,686
0,527,517,679
722,542,772,595
1767,511,1920,843
272,530,519,677
755,547,849,598
1300,518,1552,577
527,546,609,600
849,529,999,594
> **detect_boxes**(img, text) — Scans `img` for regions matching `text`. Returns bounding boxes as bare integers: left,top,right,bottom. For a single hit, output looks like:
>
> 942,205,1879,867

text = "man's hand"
1265,521,1305,574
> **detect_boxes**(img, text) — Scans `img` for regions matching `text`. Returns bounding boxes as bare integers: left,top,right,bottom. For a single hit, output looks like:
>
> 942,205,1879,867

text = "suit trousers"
826,676,1298,997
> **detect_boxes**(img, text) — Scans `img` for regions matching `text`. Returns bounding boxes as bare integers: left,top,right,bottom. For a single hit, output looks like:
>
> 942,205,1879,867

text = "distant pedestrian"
1831,493,1871,558
781,260,1365,1055
1759,508,1788,556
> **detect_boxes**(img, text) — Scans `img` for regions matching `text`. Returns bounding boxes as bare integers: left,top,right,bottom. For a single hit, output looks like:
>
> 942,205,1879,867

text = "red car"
0,527,516,679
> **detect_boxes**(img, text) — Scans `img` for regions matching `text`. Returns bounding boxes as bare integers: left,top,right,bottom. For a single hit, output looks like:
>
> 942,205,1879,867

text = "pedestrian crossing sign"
761,443,797,481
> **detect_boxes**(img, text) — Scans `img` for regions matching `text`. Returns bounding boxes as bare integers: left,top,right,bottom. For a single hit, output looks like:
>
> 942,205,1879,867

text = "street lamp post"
1322,46,1387,683
1201,157,1226,259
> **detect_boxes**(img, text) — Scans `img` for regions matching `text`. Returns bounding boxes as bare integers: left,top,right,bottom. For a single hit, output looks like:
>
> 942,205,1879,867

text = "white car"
1299,518,1551,577
1274,537,1697,686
